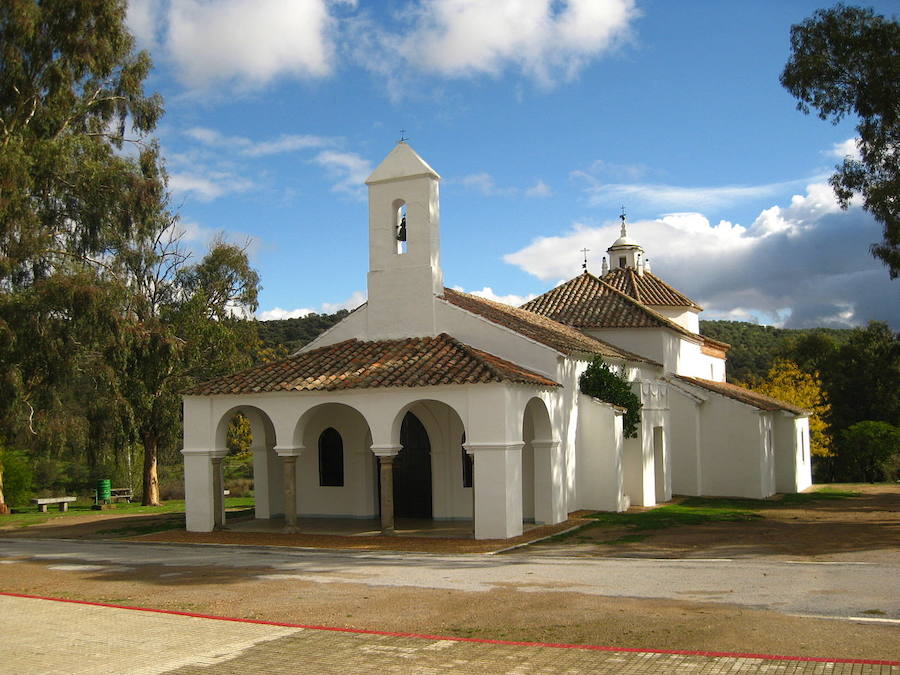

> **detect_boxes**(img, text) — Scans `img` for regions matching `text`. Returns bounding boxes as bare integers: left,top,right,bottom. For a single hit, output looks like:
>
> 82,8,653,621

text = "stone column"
211,456,225,530
282,455,299,534
371,446,400,536
379,455,396,535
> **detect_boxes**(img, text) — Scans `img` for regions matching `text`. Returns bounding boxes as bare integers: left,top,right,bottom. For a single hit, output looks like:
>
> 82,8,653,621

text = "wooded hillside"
699,320,852,381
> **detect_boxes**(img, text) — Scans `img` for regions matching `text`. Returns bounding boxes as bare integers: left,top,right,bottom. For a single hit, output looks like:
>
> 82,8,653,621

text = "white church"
182,142,812,540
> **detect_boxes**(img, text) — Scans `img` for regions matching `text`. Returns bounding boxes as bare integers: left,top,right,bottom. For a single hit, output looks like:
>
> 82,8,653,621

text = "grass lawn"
0,497,254,530
551,487,860,545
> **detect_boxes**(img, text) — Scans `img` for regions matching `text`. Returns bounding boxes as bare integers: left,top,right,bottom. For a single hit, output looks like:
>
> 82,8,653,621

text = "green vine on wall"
579,358,643,438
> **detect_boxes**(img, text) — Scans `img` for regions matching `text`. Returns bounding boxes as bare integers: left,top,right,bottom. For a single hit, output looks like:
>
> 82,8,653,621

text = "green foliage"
226,413,252,456
0,448,34,506
780,4,900,277
838,421,900,482
699,320,851,382
820,322,900,433
0,3,263,506
256,310,350,354
578,358,642,438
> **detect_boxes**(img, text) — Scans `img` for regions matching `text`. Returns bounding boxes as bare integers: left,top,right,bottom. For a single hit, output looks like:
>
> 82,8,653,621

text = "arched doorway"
393,411,432,518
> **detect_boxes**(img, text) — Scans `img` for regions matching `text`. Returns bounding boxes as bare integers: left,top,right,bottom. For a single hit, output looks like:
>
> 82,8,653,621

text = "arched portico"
521,397,565,526
292,402,376,521
214,405,283,524
377,399,470,534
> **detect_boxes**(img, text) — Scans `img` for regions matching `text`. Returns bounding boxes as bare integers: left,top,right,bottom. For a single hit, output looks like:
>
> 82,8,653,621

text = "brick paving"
2,594,897,674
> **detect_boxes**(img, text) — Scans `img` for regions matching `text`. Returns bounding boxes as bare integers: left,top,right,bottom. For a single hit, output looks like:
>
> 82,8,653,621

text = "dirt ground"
530,483,900,561
1,484,898,660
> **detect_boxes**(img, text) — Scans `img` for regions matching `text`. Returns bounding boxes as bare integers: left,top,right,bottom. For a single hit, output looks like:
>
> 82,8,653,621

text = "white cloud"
159,0,335,91
504,183,898,329
169,171,254,202
459,172,517,197
321,290,367,313
825,137,862,162
185,127,332,156
258,290,366,320
381,0,638,87
526,180,553,198
311,150,372,198
462,286,536,306
573,172,815,211
126,0,162,49
257,307,315,321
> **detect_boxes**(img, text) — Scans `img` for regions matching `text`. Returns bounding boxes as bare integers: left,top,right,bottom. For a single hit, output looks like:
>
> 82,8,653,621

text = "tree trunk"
142,435,160,506
0,464,9,515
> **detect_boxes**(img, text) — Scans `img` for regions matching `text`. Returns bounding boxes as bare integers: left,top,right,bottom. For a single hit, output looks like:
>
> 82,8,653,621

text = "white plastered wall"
574,395,627,511
297,403,377,518
695,395,774,499
773,414,812,493
652,306,700,333
667,385,704,496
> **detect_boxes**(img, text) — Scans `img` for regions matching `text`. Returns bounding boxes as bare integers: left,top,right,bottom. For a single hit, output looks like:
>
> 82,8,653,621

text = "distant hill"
699,320,852,382
257,309,350,353
257,312,852,382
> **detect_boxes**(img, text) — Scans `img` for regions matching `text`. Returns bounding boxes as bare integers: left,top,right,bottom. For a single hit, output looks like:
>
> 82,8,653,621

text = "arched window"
461,432,473,488
318,427,344,487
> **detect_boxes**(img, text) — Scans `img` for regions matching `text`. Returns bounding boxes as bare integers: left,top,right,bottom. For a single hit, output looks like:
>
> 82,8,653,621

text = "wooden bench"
31,497,77,513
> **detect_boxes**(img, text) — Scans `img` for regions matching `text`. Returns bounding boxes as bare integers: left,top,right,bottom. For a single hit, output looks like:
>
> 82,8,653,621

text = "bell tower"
604,210,646,275
365,142,443,339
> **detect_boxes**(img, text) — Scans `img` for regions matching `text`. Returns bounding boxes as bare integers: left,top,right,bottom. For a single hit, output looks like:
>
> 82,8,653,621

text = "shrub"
579,358,643,438
0,449,34,507
838,421,900,482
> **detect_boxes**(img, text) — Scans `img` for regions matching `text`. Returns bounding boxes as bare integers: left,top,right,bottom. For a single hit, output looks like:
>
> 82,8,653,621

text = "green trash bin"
96,479,111,503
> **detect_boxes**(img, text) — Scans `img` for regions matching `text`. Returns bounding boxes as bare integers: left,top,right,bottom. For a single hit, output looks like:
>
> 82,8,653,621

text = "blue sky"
126,0,898,329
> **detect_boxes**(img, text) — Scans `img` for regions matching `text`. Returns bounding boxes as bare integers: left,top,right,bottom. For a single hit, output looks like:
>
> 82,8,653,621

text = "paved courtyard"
3,594,897,674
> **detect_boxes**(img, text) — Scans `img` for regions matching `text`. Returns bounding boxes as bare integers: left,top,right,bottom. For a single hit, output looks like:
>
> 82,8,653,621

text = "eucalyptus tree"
0,0,163,474
0,2,261,505
781,4,900,277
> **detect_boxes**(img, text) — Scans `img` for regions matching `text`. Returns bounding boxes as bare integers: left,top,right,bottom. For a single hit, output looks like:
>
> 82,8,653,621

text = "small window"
618,256,626,268
461,433,473,488
318,427,344,486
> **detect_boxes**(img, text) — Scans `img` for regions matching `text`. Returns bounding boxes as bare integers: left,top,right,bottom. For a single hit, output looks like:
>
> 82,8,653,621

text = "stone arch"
387,399,470,521
213,405,280,521
293,402,376,518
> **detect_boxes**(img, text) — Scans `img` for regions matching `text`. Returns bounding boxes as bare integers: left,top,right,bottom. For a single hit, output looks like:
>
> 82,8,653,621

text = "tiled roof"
521,272,683,330
184,333,560,396
521,273,729,354
441,288,657,364
602,267,702,309
672,376,809,415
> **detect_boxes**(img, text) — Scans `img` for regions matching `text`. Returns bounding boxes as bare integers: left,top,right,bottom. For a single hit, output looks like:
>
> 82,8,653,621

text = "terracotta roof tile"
521,272,682,330
441,288,657,365
602,267,702,309
184,333,560,396
671,376,809,415
521,273,729,354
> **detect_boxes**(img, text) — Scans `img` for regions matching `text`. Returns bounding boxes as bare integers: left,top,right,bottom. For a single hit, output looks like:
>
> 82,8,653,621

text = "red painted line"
2,591,898,666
